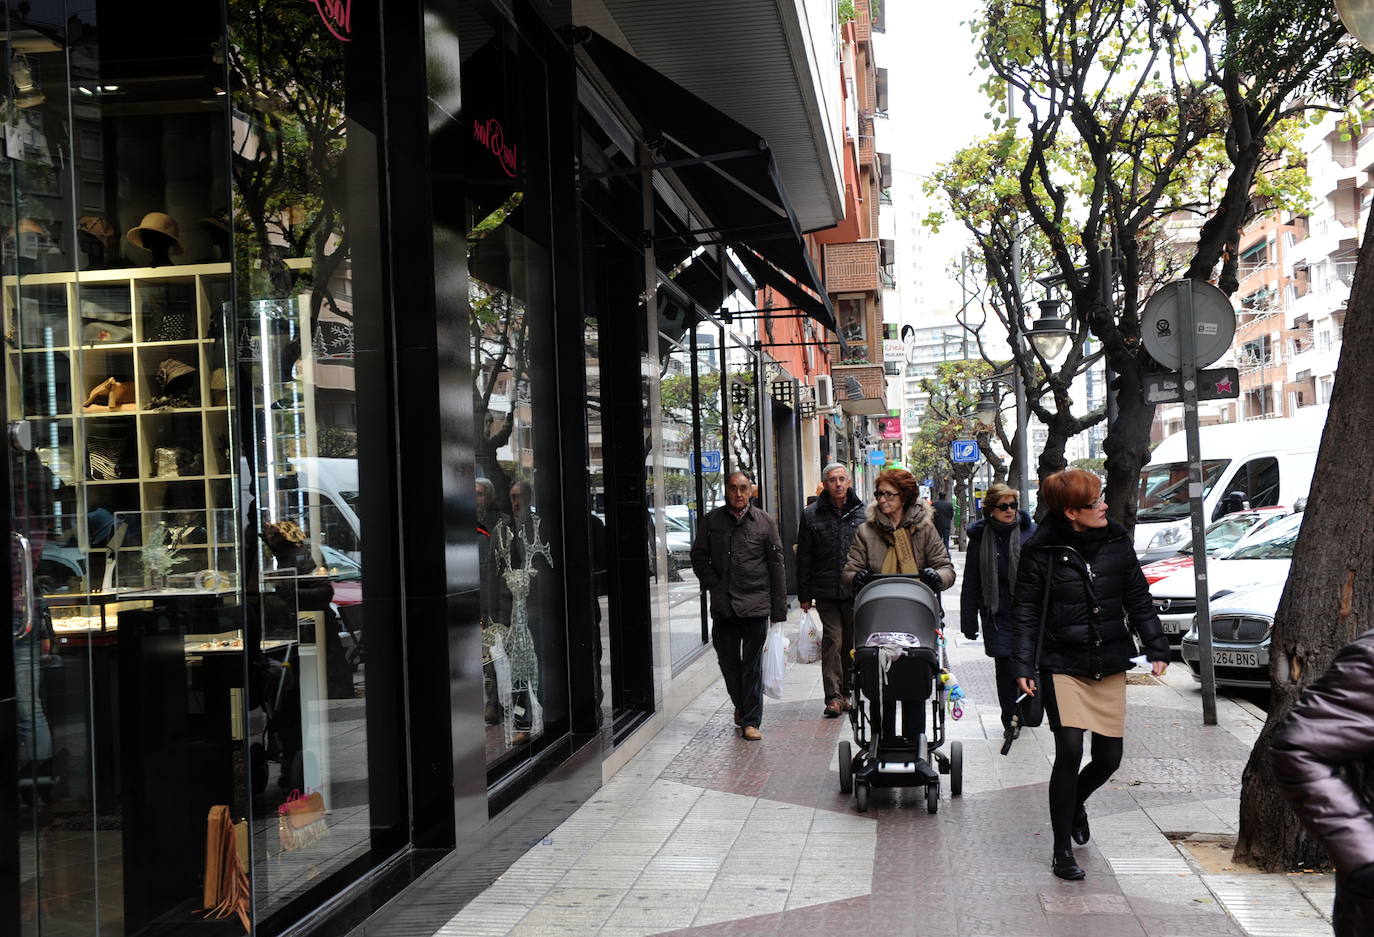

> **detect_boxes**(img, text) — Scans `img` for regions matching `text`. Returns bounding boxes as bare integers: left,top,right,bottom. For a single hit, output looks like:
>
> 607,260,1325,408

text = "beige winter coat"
840,499,956,593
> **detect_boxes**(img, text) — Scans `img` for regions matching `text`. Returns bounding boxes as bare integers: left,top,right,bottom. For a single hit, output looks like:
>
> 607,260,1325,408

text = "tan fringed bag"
200,805,250,932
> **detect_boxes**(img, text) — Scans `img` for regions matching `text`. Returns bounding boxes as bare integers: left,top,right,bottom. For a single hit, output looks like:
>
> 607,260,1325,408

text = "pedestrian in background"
960,483,1035,737
1012,468,1168,881
842,467,955,740
690,470,788,741
796,462,867,719
931,494,954,552
1271,628,1374,936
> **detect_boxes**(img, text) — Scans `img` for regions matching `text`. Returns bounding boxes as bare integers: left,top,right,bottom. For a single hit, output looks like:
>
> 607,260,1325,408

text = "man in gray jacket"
797,462,866,718
690,470,788,740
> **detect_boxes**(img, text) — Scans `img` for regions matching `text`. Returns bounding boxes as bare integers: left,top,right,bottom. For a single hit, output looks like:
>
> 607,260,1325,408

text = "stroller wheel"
950,741,963,797
926,781,939,814
854,779,870,813
838,741,853,794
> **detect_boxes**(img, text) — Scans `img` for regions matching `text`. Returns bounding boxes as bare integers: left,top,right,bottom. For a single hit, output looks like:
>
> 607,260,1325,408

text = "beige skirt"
1049,671,1126,737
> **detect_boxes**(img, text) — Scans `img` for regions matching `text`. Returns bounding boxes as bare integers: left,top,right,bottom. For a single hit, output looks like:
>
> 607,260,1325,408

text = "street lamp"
1027,298,1072,367
975,387,1000,426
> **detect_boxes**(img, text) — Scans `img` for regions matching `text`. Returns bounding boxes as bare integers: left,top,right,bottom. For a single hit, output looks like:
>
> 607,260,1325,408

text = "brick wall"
824,241,880,293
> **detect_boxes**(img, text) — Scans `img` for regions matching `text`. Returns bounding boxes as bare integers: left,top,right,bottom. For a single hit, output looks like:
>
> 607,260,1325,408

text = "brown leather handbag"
200,805,250,932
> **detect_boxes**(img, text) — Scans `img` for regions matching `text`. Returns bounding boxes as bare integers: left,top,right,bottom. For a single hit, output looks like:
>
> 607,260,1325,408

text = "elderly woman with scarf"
960,484,1035,738
842,467,956,742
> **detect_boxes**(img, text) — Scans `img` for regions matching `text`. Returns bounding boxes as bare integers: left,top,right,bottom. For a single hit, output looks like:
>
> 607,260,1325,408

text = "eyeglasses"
1078,496,1104,510
874,489,900,499
992,501,1018,511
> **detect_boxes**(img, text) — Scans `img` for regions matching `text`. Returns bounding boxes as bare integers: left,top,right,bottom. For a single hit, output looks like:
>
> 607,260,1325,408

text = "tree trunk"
1234,207,1374,871
1101,352,1156,535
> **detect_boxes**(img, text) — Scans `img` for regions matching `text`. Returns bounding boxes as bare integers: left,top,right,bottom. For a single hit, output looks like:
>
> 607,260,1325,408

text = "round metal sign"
1141,280,1237,371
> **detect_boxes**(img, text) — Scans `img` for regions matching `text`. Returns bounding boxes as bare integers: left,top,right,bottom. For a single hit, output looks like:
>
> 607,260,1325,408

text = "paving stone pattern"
417,553,1336,937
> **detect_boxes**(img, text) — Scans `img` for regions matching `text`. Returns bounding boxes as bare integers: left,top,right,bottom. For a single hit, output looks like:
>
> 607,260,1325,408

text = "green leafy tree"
944,0,1368,530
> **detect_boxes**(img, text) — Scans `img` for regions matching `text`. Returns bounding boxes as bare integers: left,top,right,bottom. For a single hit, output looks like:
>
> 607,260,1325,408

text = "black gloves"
920,567,944,591
962,625,978,641
851,568,872,593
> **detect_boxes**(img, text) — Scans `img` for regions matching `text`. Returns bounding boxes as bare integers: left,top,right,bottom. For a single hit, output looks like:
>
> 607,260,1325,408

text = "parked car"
1180,580,1282,688
1134,408,1323,565
656,508,694,569
1141,506,1294,584
1149,511,1304,652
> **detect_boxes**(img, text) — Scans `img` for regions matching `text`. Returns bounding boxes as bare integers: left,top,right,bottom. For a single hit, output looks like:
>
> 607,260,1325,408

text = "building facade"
1,1,846,935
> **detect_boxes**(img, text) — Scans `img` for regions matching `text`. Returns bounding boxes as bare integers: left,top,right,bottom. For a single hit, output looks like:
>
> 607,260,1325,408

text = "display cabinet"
4,262,236,595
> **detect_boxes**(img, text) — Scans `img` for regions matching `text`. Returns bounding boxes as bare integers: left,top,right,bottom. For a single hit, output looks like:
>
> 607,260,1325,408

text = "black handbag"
1019,553,1056,729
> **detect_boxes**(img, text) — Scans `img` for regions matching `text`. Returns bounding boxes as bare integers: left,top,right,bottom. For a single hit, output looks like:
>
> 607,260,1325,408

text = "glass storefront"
9,2,405,933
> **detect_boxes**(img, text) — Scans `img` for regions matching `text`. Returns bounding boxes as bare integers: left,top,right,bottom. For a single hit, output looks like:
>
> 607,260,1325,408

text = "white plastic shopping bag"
794,609,822,664
762,624,789,699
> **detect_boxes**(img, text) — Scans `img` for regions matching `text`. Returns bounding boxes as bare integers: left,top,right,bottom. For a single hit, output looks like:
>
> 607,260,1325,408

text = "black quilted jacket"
796,489,866,602
1010,517,1168,680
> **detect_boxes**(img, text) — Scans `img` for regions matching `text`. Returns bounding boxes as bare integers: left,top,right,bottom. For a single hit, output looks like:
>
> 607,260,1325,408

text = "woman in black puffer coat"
1011,469,1169,882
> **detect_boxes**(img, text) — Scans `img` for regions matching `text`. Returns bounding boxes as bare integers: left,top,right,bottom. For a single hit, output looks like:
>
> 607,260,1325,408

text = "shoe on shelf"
741,726,762,741
1052,849,1085,881
1072,804,1090,845
733,707,742,727
824,699,844,718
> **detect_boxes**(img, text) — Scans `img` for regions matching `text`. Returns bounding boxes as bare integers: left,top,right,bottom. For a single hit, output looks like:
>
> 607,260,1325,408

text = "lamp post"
1027,298,1072,367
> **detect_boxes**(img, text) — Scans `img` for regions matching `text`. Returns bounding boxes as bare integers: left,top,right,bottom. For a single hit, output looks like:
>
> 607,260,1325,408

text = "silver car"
1179,580,1282,688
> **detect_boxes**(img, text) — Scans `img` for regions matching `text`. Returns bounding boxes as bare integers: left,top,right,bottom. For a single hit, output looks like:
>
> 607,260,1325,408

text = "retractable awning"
576,29,835,332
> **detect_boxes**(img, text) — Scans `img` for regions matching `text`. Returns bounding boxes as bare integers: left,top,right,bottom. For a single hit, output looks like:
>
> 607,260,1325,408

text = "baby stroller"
838,574,963,813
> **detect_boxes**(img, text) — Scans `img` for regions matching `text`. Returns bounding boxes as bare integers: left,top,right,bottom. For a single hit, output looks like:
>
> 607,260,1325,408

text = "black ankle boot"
1072,804,1090,845
1052,849,1085,881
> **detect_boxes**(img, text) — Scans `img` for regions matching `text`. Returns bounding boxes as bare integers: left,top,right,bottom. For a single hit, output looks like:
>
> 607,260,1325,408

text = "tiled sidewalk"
427,581,1336,937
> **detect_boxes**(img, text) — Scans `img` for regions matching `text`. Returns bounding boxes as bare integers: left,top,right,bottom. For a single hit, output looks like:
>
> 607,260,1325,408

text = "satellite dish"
1336,0,1374,52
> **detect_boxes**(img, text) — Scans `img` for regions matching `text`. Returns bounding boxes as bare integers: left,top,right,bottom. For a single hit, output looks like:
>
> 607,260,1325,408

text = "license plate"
1213,650,1258,667
1162,619,1182,634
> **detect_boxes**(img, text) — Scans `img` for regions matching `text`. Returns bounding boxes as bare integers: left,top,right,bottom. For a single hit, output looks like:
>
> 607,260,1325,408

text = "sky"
876,0,994,320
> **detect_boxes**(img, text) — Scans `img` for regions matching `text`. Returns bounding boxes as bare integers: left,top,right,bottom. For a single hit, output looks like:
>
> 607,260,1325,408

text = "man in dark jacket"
1272,628,1374,936
931,495,954,551
797,462,866,718
690,470,788,741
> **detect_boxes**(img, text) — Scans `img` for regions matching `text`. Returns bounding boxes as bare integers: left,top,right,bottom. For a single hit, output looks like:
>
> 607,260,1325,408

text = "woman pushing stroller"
1011,469,1169,881
842,468,955,738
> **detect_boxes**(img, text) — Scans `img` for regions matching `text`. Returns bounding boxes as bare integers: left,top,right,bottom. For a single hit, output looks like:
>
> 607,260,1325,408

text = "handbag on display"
277,789,328,851
200,805,250,932
87,434,127,480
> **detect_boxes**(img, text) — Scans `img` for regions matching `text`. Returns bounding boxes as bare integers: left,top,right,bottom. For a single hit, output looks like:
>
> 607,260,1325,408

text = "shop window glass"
441,20,568,776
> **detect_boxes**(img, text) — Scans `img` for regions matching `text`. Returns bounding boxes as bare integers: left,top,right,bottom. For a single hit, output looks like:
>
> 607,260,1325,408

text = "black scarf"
980,515,1021,615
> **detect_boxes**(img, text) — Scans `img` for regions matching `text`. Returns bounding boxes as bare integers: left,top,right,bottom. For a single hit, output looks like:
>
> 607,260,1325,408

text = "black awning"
577,30,835,332
733,247,831,330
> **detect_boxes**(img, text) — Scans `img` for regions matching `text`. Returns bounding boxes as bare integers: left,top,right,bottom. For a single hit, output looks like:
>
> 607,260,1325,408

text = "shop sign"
882,339,905,363
310,0,353,42
473,118,519,178
878,417,902,439
866,449,886,466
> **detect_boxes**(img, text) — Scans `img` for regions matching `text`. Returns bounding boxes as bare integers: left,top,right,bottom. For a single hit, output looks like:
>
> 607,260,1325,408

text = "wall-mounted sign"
310,0,353,42
473,118,519,178
878,417,902,440
882,339,906,363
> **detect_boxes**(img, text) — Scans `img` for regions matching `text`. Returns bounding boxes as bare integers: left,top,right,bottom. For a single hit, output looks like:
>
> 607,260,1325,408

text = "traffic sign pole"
1177,280,1218,726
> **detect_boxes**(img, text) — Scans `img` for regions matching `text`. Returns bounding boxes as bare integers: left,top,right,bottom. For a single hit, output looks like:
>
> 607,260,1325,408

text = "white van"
1134,407,1327,565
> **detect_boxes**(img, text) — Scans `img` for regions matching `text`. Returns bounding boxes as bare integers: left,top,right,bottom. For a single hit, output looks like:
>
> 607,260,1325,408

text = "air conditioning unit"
815,374,835,411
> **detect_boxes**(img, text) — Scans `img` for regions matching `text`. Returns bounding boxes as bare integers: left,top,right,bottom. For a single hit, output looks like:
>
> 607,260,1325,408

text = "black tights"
1049,727,1123,852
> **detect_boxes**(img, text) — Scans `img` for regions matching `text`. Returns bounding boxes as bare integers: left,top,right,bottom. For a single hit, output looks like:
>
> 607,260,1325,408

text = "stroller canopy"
854,576,941,650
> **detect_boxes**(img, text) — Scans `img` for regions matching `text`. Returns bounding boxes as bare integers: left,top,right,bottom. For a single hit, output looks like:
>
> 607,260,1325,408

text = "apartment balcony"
833,362,888,415
854,1,872,42
824,240,881,293
858,116,875,168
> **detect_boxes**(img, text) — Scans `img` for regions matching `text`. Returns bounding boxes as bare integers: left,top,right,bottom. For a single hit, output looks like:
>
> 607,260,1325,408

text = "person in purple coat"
1272,627,1374,936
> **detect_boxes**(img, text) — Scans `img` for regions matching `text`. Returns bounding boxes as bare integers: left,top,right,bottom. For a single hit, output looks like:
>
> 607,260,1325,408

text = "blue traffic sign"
951,439,980,463
867,450,886,466
692,450,722,473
